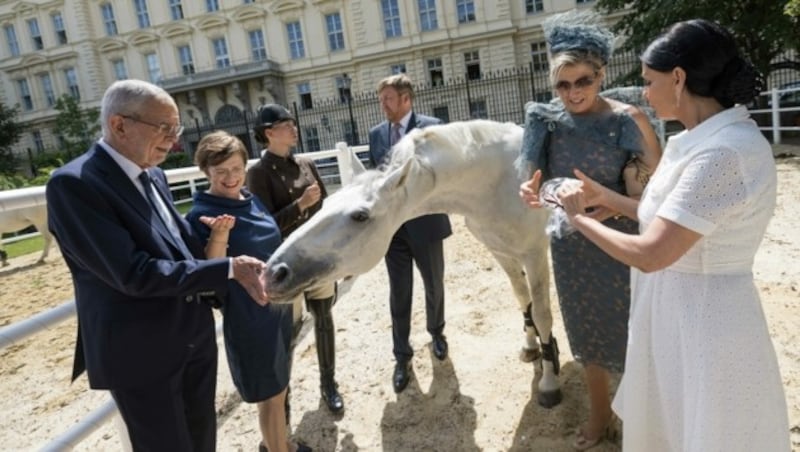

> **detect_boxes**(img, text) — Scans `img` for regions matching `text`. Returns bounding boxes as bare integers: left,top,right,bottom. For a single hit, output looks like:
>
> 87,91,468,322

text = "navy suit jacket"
368,112,452,243
47,144,230,390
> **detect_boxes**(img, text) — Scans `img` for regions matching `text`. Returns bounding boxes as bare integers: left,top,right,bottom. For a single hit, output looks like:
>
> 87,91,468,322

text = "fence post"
335,141,354,186
771,89,782,145
292,102,305,153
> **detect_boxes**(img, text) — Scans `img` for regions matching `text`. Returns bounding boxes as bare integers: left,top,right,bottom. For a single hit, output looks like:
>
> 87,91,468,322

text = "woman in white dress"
556,19,790,451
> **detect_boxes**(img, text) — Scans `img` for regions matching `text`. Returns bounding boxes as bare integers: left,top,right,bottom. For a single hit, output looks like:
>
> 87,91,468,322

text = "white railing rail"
748,84,800,145
0,142,364,450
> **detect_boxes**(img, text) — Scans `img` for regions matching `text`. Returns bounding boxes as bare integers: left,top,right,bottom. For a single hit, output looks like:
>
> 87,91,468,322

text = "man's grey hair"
100,79,175,138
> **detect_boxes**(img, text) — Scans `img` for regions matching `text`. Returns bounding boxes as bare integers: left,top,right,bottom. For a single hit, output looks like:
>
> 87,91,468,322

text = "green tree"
54,94,101,159
786,0,800,16
596,0,799,79
0,103,24,175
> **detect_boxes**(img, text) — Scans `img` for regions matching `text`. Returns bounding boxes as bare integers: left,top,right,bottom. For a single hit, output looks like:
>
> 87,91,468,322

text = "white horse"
265,120,563,407
0,204,52,266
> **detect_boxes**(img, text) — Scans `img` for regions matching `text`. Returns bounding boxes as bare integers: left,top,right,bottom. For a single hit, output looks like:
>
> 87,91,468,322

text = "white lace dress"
612,106,791,451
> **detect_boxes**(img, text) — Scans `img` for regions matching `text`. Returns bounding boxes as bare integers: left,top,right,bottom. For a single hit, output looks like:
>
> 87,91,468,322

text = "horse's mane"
384,120,519,172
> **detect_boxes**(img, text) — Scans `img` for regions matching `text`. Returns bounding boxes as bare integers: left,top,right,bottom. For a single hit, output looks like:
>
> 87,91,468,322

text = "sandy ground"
1,153,799,452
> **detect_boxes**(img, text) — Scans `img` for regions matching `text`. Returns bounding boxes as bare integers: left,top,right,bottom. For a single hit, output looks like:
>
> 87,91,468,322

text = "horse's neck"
407,147,520,219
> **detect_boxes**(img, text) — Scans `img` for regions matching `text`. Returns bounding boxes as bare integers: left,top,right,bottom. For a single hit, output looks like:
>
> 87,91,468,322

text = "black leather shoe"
392,360,411,393
321,380,344,413
431,334,448,361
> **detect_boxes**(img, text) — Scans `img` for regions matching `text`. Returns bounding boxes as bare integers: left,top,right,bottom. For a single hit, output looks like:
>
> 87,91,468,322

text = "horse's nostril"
272,263,290,283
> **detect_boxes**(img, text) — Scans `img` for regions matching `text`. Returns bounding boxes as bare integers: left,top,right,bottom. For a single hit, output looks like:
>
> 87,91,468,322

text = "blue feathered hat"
543,10,615,64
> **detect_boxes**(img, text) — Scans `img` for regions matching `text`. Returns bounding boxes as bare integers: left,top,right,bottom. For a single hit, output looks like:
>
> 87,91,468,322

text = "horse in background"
265,120,563,407
0,204,52,266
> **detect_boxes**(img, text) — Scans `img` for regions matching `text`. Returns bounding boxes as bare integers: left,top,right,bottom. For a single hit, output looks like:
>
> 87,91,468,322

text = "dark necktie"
390,123,402,146
138,170,192,257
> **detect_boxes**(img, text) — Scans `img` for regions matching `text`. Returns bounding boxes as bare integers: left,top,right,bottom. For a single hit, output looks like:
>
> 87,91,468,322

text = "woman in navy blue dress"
186,131,309,452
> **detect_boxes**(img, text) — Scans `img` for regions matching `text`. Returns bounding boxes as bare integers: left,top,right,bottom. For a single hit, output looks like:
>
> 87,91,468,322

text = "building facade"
0,0,625,157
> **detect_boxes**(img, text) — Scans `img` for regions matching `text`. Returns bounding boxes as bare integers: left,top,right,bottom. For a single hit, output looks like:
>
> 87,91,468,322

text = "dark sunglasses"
555,75,597,92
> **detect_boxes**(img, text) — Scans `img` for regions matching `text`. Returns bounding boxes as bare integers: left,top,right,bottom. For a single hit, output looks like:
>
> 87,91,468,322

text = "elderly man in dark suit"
46,79,268,452
368,74,453,394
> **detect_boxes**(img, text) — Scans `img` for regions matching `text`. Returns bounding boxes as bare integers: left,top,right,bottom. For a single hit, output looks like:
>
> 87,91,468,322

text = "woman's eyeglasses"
121,115,184,137
555,75,597,93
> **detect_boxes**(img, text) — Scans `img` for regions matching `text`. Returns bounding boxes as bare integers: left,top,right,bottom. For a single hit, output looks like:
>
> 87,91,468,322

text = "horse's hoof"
519,347,541,363
537,389,563,408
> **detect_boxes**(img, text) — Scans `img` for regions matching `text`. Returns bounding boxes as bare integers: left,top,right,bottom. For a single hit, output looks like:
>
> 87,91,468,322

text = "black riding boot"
306,296,344,413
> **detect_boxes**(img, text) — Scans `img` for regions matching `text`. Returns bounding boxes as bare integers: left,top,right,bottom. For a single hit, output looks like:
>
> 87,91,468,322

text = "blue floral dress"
522,102,644,372
186,190,292,402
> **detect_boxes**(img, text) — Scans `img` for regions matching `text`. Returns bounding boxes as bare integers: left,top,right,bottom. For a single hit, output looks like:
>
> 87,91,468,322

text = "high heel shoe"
572,429,603,450
572,414,621,450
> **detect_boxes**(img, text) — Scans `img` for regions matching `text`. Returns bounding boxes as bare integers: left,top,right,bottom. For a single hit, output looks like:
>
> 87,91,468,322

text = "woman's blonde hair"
548,50,605,86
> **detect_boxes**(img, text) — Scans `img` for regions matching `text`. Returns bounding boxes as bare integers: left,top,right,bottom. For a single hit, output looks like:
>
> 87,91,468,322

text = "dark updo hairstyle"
641,19,764,108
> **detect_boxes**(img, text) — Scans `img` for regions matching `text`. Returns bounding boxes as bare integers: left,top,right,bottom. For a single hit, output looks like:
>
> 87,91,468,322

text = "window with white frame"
469,99,487,118
297,82,312,110
304,126,320,151
112,59,128,80
382,0,402,38
456,0,476,23
39,73,56,107
52,13,67,45
17,79,33,111
32,130,45,153
169,0,183,20
212,37,230,68
145,53,160,83
391,63,406,74
4,25,20,56
325,13,345,52
336,75,351,104
206,0,219,12
64,68,80,99
286,21,305,59
531,41,548,72
418,0,438,31
28,18,43,50
576,0,594,3
178,45,194,75
133,0,150,28
432,105,449,123
525,0,544,14
101,4,118,36
249,29,267,61
428,58,444,86
464,50,481,80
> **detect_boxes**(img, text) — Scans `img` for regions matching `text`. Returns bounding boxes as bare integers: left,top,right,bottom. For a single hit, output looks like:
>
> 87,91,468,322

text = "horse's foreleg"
488,253,541,362
525,252,562,408
0,248,7,267
35,222,51,264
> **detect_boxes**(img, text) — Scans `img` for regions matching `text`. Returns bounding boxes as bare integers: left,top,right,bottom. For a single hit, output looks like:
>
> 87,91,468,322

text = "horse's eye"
351,209,369,222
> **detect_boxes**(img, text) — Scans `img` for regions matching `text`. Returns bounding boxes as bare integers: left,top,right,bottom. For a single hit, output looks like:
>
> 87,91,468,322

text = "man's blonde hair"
376,73,415,101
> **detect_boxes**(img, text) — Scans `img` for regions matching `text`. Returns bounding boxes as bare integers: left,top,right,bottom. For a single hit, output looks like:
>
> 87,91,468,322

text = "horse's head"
265,147,434,301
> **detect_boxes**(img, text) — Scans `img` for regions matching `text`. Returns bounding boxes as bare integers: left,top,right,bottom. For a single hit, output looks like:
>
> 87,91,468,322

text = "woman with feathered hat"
519,10,662,450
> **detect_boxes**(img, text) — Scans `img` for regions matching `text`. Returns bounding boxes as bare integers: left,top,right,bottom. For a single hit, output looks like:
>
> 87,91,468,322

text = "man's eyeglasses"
555,75,598,93
121,115,184,137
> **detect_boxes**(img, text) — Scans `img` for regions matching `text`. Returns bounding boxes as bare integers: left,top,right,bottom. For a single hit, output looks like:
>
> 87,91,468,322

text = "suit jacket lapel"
149,171,197,259
93,149,192,259
408,112,418,132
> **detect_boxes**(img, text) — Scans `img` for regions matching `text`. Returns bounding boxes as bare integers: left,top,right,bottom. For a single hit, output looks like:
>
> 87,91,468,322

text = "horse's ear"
381,158,415,192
